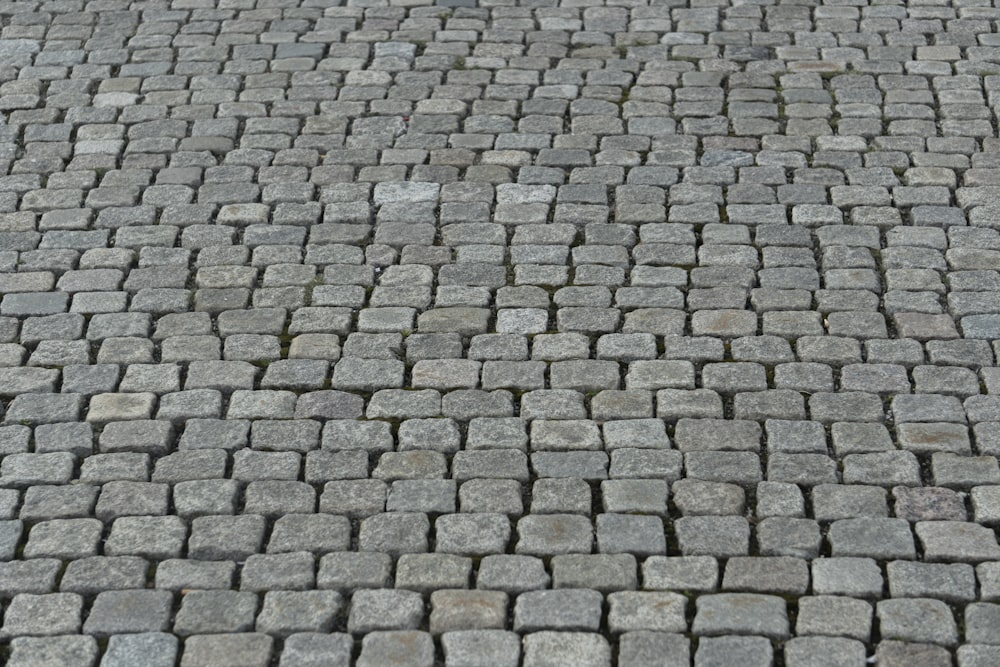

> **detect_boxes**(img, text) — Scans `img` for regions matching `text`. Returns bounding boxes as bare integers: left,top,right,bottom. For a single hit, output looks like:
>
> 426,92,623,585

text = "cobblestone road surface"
1,0,1000,664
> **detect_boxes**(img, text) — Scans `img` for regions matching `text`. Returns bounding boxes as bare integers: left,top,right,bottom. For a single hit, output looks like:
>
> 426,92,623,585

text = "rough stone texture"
7,636,99,667
784,637,868,667
0,3,997,665
695,636,774,667
102,634,178,667
522,632,611,667
875,641,952,667
692,593,790,639
356,631,435,667
441,630,520,667
877,598,959,646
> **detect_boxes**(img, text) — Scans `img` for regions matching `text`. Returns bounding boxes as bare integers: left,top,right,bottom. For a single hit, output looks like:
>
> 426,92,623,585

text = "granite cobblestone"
0,0,1000,663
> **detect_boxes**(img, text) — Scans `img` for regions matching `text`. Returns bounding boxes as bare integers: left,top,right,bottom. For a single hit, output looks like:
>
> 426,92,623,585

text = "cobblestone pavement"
2,0,1000,665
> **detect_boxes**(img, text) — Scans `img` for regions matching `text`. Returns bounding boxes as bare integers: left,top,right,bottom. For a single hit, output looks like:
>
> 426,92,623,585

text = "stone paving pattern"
1,0,1000,664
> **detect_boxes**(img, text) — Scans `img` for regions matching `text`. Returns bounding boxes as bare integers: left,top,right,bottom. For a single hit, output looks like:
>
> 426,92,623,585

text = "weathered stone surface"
2,7,999,667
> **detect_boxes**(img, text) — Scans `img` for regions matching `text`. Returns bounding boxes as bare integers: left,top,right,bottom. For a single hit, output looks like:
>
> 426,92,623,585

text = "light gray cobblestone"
0,3,997,665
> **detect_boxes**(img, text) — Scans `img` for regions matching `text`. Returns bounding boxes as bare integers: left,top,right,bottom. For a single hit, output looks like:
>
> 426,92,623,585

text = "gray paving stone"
898,423,972,455
435,513,511,555
171,479,239,518
429,590,506,634
241,551,315,592
322,420,394,454
692,593,790,639
551,553,637,592
188,514,266,561
0,592,83,638
916,521,1000,562
226,390,298,420
673,419,761,452
458,478,523,516
101,633,179,667
174,591,258,636
34,423,93,457
972,485,1000,526
278,633,352,667
842,451,922,487
20,484,97,521
154,560,234,592
812,484,887,521
811,558,884,598
675,516,750,557
99,420,174,456
58,555,147,595
695,636,773,667
976,561,1000,602
809,392,884,424
180,634,273,667
515,514,593,555
875,641,952,667
7,636,98,667
877,598,959,646
476,554,551,593
395,554,471,593
607,591,687,634
894,395,968,424
5,393,82,425
348,590,424,634
828,518,916,560
179,420,249,452
267,514,351,555
601,479,668,515
894,486,969,522
104,515,186,559
964,603,1000,644
320,480,387,518
618,632,690,667
757,482,805,518
722,557,809,595
796,596,873,642
441,630,520,667
958,645,1000,667
360,630,435,667
514,588,603,632
521,632,611,667
642,556,719,593
888,561,977,603
596,514,665,556
255,591,342,636
784,637,867,667
358,511,429,555
83,590,174,636
23,518,102,559
0,518,21,560
317,551,392,592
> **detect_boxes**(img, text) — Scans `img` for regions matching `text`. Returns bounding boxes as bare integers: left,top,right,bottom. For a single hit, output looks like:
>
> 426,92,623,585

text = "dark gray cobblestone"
1,0,1000,664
